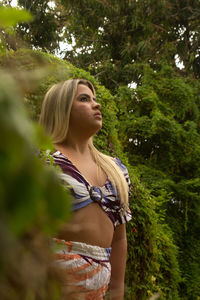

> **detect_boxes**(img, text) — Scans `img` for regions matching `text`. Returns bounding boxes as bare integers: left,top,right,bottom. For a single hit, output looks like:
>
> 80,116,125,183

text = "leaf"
0,7,33,28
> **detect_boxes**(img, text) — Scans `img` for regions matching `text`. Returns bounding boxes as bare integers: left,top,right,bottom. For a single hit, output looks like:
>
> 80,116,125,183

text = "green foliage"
117,65,200,173
0,6,32,27
125,169,158,299
16,0,63,51
0,69,72,298
153,225,181,300
60,0,200,91
0,5,32,52
117,64,200,299
125,164,181,299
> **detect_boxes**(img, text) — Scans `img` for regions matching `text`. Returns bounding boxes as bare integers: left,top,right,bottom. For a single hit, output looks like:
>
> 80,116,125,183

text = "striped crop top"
49,151,132,228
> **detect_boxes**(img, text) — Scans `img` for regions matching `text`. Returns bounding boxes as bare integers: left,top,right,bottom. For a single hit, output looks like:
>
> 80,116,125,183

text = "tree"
17,0,61,51
116,64,200,299
60,0,200,90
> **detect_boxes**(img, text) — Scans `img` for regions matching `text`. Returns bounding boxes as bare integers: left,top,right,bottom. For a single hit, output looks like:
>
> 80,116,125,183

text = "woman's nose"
93,100,101,110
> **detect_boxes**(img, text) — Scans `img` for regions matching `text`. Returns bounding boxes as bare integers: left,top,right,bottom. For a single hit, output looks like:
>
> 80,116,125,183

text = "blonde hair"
39,79,129,210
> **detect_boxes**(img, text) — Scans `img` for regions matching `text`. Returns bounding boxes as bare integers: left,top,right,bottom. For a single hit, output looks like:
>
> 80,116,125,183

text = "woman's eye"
80,97,88,102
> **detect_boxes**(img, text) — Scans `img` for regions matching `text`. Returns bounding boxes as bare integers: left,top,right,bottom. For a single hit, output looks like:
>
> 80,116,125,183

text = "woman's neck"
55,137,91,158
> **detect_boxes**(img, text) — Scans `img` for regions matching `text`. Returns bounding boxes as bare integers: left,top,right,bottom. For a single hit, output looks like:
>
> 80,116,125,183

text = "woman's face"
68,84,102,137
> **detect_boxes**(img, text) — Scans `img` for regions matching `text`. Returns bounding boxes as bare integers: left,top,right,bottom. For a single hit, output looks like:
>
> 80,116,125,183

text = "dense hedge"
0,49,180,299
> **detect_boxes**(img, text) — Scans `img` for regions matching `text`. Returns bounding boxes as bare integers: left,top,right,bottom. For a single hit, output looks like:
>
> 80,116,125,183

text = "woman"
39,79,132,300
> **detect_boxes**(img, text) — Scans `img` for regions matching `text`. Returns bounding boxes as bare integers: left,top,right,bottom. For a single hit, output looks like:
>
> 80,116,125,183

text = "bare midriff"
57,203,114,248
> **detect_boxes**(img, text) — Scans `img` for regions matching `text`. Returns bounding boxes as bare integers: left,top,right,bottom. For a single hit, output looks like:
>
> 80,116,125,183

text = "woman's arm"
109,224,127,300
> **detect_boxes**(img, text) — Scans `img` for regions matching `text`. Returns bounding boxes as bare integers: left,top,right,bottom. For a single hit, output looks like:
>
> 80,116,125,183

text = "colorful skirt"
51,238,111,300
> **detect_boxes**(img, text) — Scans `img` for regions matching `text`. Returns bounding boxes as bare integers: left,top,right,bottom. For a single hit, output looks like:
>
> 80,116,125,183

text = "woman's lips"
94,112,102,118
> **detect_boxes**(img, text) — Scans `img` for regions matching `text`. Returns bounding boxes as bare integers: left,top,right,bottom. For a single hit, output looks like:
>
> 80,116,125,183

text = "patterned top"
49,151,132,228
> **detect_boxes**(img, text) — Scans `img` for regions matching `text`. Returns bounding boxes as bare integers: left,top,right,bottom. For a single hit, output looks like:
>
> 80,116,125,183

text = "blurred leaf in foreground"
0,6,33,28
0,71,71,299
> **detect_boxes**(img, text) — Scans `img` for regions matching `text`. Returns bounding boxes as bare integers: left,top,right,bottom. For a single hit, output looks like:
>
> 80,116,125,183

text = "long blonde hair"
39,79,129,210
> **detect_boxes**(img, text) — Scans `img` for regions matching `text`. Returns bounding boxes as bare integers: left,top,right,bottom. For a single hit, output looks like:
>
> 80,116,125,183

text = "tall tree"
116,64,200,299
61,0,200,90
17,0,60,51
